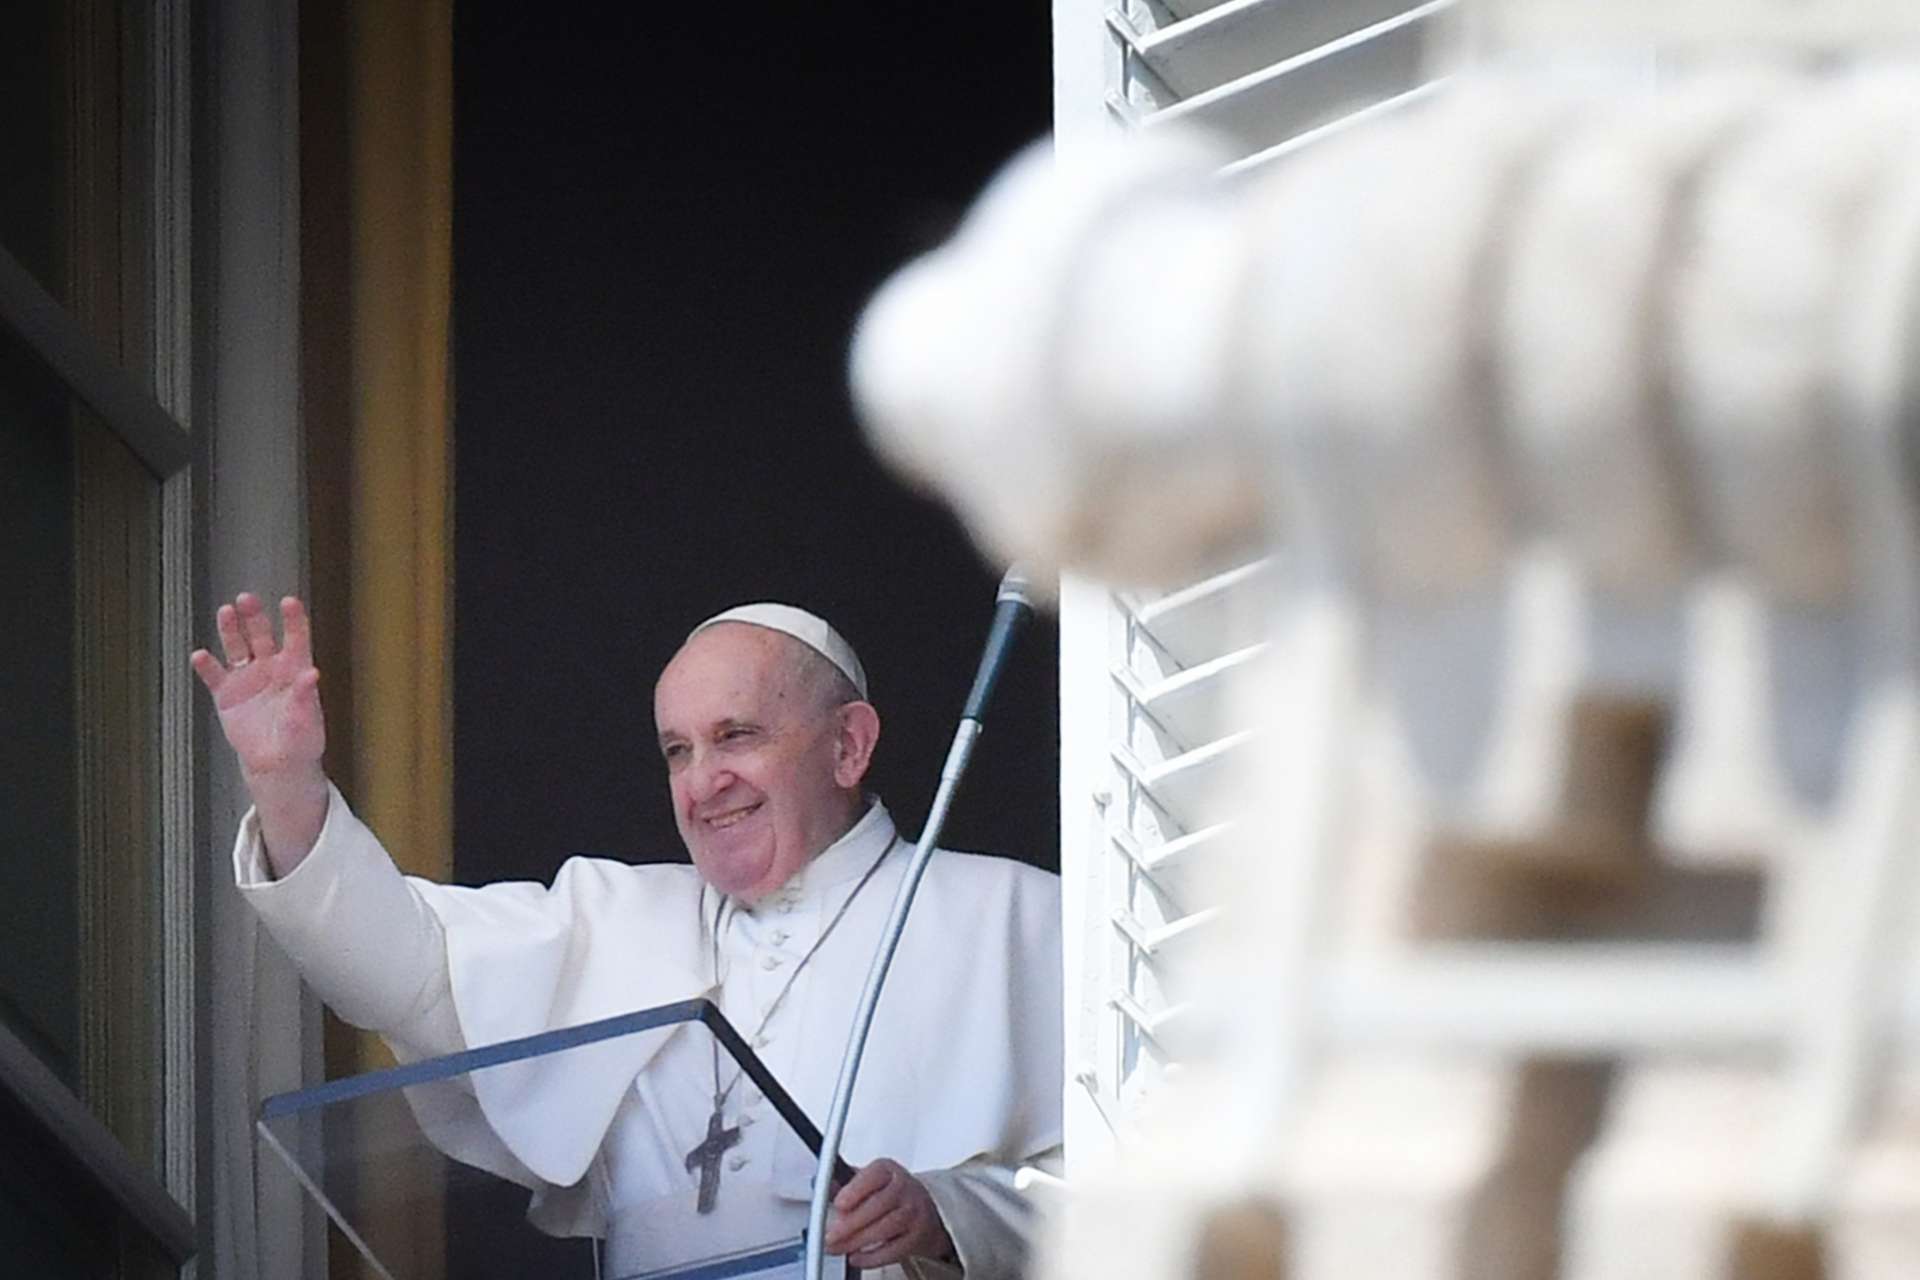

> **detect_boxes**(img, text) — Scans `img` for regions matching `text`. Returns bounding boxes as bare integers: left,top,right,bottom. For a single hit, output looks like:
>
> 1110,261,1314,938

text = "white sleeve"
917,1144,1061,1279
233,782,465,1059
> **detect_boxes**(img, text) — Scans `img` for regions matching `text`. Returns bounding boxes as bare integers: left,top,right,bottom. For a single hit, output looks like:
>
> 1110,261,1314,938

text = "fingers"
827,1193,898,1251
831,1161,892,1215
845,1205,918,1266
189,648,226,694
238,593,278,663
825,1159,948,1264
280,596,314,669
825,1164,894,1254
202,593,315,680
215,603,249,667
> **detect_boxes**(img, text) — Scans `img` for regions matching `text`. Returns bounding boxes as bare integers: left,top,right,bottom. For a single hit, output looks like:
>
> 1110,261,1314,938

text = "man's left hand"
825,1158,955,1268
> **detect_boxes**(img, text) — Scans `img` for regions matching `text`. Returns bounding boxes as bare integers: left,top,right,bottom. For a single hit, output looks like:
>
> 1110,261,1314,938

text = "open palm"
190,593,326,780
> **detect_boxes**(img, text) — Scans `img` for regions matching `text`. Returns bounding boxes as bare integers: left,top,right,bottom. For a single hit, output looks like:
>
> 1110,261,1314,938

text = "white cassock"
234,788,1063,1278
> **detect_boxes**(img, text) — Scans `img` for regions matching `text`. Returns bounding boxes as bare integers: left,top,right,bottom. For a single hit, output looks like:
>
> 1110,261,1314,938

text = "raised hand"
191,593,330,874
824,1157,955,1269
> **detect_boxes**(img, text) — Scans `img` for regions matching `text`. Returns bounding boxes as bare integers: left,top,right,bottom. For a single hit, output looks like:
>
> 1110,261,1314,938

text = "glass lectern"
257,999,856,1279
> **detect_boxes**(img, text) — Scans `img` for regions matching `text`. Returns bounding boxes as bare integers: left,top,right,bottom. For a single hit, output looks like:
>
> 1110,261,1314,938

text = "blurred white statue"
852,64,1920,1280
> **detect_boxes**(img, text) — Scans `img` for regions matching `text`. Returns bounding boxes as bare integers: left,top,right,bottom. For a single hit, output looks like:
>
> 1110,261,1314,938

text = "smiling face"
653,623,880,901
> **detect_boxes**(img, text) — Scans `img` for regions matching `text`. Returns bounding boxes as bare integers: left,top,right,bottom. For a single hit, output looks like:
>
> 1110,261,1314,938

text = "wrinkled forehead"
653,623,807,727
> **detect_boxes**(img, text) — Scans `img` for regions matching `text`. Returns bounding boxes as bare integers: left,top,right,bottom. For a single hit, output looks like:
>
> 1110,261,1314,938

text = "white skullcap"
689,603,869,699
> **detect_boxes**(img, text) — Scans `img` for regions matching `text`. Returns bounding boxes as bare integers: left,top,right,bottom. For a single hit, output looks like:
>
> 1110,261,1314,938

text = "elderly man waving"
195,592,1061,1278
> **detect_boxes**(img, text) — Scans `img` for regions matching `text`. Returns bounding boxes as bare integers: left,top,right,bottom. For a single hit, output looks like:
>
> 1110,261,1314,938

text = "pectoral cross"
684,1107,743,1214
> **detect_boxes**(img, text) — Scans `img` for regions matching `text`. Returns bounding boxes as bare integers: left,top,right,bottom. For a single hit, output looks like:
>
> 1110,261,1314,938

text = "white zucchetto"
688,603,869,699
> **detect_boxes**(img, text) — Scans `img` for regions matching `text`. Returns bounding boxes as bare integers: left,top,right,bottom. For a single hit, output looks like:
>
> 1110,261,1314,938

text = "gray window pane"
0,322,163,1177
0,0,159,395
0,335,79,1088
0,0,65,310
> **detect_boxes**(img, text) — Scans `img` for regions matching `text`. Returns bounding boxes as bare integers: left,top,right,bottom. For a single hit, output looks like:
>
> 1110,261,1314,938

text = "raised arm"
190,592,331,877
194,593,462,1055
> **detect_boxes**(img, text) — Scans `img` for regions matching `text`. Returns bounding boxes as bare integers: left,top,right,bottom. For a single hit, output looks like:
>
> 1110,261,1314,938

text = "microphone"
961,565,1037,724
803,564,1039,1280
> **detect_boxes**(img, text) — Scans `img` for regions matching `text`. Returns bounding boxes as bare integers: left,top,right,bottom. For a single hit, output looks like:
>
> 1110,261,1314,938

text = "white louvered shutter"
1050,0,1461,1169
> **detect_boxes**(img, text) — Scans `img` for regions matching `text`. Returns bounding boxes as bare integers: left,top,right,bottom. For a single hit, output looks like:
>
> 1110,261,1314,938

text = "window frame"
0,0,201,1269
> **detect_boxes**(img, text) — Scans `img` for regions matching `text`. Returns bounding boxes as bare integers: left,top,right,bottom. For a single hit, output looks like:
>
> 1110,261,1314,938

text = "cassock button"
761,955,781,971
740,1113,756,1128
753,1033,770,1048
728,1154,748,1172
771,929,790,946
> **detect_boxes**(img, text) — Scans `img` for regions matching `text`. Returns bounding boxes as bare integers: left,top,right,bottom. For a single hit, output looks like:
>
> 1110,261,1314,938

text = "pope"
193,591,1062,1278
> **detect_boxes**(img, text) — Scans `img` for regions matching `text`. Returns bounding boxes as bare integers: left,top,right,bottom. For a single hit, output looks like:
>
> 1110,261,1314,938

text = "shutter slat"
1122,559,1274,670
1112,821,1235,875
1220,78,1449,179
1155,0,1237,24
1113,905,1223,956
1114,643,1266,750
1110,990,1195,1048
1118,0,1435,101
1143,0,1450,154
1112,731,1257,833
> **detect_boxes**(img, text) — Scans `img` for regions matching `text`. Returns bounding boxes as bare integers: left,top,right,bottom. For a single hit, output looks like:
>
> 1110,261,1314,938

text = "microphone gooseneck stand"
803,567,1036,1280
